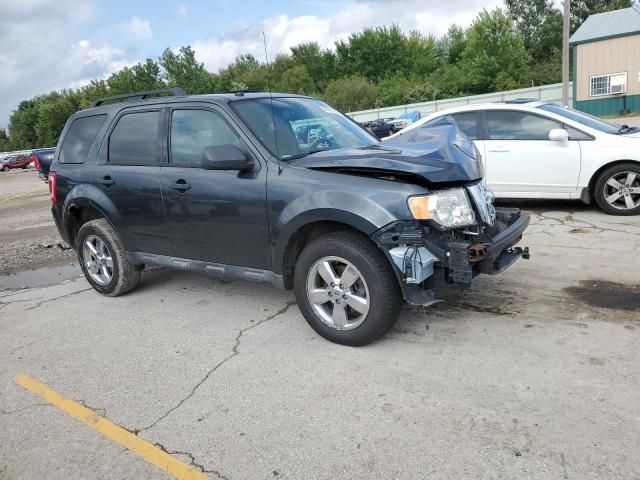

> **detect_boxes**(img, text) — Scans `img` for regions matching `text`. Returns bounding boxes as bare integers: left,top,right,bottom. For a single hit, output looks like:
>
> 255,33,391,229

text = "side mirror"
201,144,254,171
548,128,569,142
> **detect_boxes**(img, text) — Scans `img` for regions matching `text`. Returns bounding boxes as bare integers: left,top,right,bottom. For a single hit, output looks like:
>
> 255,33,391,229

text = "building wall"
575,34,640,102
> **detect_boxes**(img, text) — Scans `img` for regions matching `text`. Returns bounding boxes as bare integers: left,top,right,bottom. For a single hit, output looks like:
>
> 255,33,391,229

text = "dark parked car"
50,88,529,346
31,148,56,180
0,154,32,171
362,117,397,138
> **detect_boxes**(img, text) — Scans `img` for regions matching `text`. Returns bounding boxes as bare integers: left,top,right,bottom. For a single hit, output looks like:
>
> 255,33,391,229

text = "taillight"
31,155,40,169
48,171,57,203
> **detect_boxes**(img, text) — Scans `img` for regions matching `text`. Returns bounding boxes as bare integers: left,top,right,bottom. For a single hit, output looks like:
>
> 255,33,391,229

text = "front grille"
467,182,496,226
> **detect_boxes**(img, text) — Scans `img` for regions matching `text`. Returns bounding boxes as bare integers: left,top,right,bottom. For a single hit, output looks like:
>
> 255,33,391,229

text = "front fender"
271,190,403,274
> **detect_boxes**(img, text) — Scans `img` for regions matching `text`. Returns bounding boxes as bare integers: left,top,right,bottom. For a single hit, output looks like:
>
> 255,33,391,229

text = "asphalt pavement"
1,194,639,479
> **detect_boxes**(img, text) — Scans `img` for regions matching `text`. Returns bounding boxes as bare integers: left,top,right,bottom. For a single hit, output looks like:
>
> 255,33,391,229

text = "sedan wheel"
602,171,640,211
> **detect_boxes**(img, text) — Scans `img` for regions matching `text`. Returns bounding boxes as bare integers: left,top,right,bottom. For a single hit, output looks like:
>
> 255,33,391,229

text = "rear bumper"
51,204,70,245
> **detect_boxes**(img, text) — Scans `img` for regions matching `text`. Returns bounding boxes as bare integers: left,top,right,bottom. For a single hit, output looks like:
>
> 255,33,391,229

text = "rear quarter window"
59,115,107,164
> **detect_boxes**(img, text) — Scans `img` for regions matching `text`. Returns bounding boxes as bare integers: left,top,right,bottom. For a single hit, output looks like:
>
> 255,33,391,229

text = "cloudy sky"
0,0,502,128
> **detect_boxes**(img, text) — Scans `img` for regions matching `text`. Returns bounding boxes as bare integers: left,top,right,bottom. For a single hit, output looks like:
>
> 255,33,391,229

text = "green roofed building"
570,5,640,116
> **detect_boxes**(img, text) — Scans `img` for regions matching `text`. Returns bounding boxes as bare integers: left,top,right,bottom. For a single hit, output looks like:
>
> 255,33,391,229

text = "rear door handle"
168,180,191,192
97,176,115,186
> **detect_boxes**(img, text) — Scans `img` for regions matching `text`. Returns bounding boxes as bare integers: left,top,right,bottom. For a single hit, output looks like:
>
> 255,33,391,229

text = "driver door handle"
488,146,510,153
97,176,115,186
168,179,191,192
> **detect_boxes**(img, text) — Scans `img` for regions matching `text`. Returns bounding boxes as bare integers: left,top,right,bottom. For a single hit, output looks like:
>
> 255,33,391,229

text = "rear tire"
594,162,640,215
76,219,140,296
294,231,401,346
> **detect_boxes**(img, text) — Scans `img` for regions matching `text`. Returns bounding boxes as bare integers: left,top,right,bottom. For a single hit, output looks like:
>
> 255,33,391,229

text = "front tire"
594,163,640,215
76,219,140,296
294,231,401,346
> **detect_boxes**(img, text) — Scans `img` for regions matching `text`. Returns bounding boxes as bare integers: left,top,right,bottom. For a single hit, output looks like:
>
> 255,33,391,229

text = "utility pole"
562,0,571,106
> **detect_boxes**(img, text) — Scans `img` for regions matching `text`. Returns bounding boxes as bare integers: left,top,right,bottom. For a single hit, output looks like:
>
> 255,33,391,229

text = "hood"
290,119,482,185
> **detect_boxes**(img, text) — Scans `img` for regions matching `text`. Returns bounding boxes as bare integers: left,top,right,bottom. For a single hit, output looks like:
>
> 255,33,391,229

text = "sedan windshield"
232,97,378,160
537,103,625,134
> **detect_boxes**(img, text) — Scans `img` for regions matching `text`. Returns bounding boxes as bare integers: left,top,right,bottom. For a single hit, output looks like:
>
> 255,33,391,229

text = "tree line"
0,0,630,151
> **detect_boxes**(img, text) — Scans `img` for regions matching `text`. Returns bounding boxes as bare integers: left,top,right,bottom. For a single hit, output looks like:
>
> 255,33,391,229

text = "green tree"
506,0,562,84
160,46,216,94
6,99,40,149
106,59,164,94
406,31,440,76
34,91,83,147
0,128,10,151
335,25,410,82
274,65,316,94
78,80,109,107
571,0,633,32
438,25,468,64
218,54,268,91
376,75,439,107
290,42,337,91
323,76,377,112
457,8,530,93
506,0,562,61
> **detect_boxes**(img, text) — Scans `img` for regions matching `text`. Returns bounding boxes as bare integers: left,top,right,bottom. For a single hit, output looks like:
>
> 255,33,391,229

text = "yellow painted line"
14,374,208,480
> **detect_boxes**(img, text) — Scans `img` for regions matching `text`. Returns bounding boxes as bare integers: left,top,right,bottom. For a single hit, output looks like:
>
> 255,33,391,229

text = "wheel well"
587,160,640,203
281,221,366,289
66,204,105,246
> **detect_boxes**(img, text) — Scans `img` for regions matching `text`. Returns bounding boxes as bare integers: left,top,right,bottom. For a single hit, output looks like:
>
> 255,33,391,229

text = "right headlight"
407,188,476,228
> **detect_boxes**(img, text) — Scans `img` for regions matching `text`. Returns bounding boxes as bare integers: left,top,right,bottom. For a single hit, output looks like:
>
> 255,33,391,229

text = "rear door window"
59,114,107,164
108,111,161,166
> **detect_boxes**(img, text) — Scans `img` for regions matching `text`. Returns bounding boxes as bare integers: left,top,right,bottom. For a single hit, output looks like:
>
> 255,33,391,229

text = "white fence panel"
348,82,572,122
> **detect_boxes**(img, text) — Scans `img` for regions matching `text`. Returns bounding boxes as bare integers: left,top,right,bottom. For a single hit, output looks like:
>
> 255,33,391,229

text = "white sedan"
386,101,640,215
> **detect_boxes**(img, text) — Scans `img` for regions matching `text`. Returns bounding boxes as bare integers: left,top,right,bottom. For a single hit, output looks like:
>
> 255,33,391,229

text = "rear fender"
62,184,132,249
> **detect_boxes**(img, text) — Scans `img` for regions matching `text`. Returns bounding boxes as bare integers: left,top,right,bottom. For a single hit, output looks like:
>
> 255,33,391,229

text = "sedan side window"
486,111,561,140
450,112,479,140
170,110,242,168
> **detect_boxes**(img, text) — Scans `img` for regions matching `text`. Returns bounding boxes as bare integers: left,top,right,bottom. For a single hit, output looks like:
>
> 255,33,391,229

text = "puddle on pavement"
0,264,81,290
564,280,640,311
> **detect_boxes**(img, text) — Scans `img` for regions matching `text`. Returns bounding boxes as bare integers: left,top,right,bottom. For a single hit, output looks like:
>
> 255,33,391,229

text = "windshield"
232,97,378,160
537,103,622,134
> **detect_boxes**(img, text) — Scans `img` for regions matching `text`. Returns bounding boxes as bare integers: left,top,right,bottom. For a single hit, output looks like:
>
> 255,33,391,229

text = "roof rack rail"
91,87,187,107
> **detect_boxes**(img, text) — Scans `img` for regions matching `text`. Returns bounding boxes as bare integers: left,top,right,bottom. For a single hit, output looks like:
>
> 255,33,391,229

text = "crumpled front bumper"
374,207,530,306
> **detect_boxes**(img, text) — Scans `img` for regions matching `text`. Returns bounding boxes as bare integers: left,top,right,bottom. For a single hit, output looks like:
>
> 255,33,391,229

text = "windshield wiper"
281,152,309,161
281,148,334,161
618,124,639,134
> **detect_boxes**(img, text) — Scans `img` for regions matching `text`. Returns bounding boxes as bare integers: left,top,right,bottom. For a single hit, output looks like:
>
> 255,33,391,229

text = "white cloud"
121,16,152,40
176,4,188,17
0,0,138,128
193,0,502,72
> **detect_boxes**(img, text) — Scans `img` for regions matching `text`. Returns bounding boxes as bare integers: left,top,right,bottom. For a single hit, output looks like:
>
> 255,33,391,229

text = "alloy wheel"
82,235,114,285
603,171,640,210
306,256,370,331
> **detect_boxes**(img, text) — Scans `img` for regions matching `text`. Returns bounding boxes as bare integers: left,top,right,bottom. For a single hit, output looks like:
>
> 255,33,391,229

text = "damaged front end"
373,182,530,306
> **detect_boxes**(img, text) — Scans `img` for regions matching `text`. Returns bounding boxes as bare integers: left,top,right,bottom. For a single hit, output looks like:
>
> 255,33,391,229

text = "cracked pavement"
1,201,639,480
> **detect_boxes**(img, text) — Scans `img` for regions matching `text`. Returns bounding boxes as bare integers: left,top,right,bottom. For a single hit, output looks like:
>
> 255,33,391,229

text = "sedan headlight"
407,189,476,227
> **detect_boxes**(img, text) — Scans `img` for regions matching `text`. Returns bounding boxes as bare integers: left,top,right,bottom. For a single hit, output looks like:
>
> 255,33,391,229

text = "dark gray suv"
49,88,529,346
